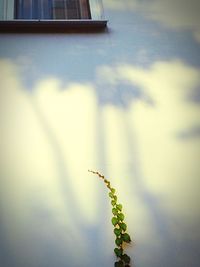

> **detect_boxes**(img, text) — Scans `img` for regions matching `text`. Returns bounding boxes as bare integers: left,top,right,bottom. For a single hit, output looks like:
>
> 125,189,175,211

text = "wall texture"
0,1,200,267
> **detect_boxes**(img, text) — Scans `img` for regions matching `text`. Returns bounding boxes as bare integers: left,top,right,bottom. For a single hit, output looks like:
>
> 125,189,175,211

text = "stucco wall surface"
0,1,200,267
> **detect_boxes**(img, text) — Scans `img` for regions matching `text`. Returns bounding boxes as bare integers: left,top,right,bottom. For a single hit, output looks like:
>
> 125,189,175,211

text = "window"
0,0,107,31
14,0,91,19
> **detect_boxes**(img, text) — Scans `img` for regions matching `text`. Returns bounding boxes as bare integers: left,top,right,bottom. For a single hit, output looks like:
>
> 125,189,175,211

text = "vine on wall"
88,170,132,267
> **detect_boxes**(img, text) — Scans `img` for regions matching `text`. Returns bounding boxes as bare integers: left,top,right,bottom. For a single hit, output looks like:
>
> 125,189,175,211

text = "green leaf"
112,208,118,216
113,195,117,202
112,217,118,226
115,261,124,267
106,182,111,188
114,247,123,257
109,192,114,198
114,228,121,236
115,238,123,246
122,233,131,243
116,204,122,211
118,213,125,221
111,200,116,206
119,223,127,231
111,188,116,194
121,254,130,264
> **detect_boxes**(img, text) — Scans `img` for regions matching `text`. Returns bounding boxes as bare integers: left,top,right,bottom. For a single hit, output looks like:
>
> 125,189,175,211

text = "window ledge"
0,19,108,33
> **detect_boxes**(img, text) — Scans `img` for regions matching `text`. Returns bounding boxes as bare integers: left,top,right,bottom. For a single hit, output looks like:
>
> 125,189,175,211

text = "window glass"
14,0,91,19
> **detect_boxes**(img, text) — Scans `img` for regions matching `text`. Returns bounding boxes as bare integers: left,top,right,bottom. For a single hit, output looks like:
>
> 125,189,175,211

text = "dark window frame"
0,19,107,33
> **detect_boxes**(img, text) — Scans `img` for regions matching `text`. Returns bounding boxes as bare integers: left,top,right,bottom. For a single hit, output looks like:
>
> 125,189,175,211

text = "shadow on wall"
27,95,108,267
0,59,200,267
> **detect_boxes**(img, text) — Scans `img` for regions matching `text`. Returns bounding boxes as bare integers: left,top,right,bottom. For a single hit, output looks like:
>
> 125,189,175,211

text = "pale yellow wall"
0,1,200,267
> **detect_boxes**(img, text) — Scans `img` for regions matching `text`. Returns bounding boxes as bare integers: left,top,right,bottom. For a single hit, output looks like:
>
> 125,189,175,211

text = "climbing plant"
88,170,132,267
